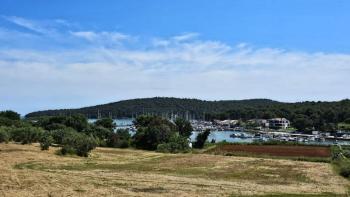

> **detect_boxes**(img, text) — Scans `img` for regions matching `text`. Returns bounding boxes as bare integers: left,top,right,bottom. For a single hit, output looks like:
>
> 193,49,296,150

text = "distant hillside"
26,97,350,132
25,97,279,119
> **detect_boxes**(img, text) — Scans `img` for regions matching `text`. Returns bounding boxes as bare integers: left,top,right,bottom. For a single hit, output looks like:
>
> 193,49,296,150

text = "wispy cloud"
70,31,132,43
0,16,349,114
172,32,199,42
3,16,53,34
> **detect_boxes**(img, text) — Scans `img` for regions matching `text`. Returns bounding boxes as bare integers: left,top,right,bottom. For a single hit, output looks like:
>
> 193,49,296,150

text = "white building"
214,119,239,127
248,119,269,128
268,118,290,129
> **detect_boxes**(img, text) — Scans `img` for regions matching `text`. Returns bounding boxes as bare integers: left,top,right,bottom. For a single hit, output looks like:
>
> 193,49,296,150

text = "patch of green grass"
338,123,350,131
231,193,347,197
14,161,46,170
131,186,166,193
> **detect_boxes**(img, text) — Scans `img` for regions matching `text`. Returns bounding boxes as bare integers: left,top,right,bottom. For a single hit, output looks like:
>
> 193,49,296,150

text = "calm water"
190,131,254,143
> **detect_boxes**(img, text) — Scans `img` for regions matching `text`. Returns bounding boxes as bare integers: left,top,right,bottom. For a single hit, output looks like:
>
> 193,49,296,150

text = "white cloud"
70,31,132,44
3,16,53,34
0,17,349,114
172,32,199,42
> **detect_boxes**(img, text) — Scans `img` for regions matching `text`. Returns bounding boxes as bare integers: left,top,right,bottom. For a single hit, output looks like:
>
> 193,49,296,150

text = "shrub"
84,125,112,140
74,135,97,157
94,118,116,131
106,129,130,148
45,123,67,131
339,161,350,177
39,132,54,150
10,126,44,144
64,114,89,132
51,128,77,144
0,127,10,143
60,133,97,157
343,150,350,158
0,117,26,127
157,134,190,153
193,129,210,149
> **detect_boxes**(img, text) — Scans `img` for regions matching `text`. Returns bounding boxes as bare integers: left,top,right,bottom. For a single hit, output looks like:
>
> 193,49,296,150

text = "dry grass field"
0,143,349,197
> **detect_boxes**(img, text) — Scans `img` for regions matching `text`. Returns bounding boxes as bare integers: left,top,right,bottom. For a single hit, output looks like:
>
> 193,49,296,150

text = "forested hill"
26,97,279,119
26,97,350,132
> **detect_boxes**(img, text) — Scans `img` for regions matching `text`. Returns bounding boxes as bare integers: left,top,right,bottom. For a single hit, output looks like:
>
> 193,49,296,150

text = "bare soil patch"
208,144,331,157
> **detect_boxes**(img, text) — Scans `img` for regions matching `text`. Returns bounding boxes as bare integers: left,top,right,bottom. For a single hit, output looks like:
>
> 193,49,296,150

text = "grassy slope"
0,143,349,196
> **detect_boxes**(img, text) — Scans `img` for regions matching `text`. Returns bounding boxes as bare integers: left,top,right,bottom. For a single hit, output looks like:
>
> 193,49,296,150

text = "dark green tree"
0,110,20,120
106,129,131,148
157,134,190,153
175,118,193,138
94,118,116,131
39,131,54,150
133,116,176,150
193,129,210,149
0,127,10,143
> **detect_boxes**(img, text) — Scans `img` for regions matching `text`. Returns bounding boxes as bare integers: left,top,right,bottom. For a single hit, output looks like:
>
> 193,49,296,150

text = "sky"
0,0,350,115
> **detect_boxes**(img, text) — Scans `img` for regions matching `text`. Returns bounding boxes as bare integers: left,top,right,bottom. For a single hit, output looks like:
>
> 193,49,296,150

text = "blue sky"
0,0,350,115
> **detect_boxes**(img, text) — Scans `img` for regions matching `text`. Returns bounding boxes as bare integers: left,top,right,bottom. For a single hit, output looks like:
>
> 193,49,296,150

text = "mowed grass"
1,143,350,197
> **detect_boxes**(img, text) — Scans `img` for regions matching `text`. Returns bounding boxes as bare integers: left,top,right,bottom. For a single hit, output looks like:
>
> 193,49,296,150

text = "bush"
10,126,44,144
106,129,130,148
339,161,350,177
39,131,54,150
0,127,10,143
193,129,210,149
60,133,97,157
94,118,116,131
157,134,190,153
84,125,112,140
45,123,67,131
74,135,97,157
51,128,77,144
343,150,350,158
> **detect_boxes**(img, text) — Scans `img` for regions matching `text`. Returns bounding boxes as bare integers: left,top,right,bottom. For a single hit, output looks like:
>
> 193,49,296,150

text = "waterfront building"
268,118,290,129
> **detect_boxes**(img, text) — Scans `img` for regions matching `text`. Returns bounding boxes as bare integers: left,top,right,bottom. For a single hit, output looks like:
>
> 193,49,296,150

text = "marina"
90,118,350,145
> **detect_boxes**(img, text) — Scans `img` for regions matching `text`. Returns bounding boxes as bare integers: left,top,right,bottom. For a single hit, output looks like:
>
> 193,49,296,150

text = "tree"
94,118,116,131
157,134,190,153
84,125,112,140
60,133,97,157
39,131,53,150
64,114,88,132
106,129,131,148
51,128,77,144
0,110,20,120
293,116,313,132
133,116,176,150
0,127,10,143
175,118,193,138
10,126,44,144
193,129,210,149
345,118,350,124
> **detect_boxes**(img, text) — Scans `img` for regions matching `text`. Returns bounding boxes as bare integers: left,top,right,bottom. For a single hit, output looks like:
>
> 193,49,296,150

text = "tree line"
1,110,209,157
